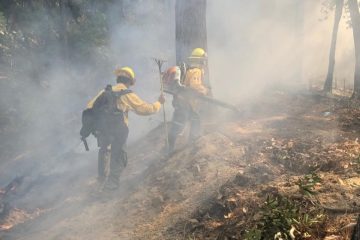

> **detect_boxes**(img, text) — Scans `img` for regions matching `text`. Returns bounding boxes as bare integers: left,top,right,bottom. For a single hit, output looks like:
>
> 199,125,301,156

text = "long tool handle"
163,89,241,113
154,59,169,150
82,137,89,151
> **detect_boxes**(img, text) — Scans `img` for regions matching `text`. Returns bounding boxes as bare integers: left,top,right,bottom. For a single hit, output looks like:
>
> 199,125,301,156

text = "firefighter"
167,48,209,154
87,67,165,191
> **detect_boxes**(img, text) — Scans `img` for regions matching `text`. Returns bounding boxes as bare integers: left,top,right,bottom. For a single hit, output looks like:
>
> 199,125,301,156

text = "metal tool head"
153,58,166,71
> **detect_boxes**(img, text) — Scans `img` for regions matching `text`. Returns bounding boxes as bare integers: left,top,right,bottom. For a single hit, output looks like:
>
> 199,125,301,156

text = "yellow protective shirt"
183,67,208,95
87,83,161,125
181,67,208,111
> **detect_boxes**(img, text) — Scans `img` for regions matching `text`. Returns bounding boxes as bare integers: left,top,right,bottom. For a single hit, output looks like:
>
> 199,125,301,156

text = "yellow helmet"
114,66,135,80
189,48,207,59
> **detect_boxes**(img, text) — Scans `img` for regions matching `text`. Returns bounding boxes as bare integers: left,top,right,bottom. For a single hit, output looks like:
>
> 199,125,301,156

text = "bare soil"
0,90,359,240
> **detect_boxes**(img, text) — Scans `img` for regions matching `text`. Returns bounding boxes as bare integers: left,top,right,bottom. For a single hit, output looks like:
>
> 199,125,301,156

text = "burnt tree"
175,0,211,90
175,0,207,63
323,0,344,93
59,0,70,63
348,0,360,98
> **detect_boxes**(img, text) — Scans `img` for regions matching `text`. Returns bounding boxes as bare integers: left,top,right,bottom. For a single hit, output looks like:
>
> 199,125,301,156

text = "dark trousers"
97,126,128,189
168,106,201,152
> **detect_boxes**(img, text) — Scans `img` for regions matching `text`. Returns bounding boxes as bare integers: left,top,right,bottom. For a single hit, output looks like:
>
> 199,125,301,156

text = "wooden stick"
154,58,169,150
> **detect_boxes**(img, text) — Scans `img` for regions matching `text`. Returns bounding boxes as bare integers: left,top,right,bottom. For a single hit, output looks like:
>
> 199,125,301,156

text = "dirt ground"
0,89,360,240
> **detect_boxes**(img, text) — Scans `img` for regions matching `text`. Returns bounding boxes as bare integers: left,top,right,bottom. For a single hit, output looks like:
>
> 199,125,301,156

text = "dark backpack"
80,85,132,143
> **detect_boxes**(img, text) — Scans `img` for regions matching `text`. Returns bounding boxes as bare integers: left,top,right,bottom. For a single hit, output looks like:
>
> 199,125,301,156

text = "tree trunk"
348,0,360,98
175,0,211,91
323,0,344,93
175,0,207,64
59,0,70,64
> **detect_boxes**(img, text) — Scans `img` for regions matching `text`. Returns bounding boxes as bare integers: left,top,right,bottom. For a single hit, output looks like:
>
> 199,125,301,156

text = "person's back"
184,67,207,95
86,66,165,191
167,48,209,154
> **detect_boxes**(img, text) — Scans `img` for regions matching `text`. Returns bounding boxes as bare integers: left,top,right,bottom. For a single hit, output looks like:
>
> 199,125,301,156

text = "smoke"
0,0,355,187
0,0,176,165
0,0,357,238
3,0,355,161
0,3,176,238
0,0,179,216
106,0,175,141
207,0,354,103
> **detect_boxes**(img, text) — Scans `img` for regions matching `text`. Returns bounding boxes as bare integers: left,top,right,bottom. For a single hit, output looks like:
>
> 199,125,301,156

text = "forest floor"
0,88,360,240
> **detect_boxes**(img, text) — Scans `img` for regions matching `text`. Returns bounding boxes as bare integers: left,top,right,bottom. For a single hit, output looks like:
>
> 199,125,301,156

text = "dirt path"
1,90,359,240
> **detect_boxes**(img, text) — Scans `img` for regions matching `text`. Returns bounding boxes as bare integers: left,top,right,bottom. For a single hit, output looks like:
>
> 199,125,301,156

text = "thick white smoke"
207,0,354,103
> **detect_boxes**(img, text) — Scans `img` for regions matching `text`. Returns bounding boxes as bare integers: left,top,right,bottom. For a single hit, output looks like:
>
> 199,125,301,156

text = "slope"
0,89,359,240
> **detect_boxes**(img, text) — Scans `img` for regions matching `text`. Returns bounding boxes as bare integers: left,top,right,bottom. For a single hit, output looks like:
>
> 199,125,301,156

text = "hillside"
0,89,360,240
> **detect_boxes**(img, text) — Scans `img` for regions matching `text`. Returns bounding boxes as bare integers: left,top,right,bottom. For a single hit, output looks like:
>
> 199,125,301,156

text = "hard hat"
163,66,181,85
189,48,207,59
166,66,180,76
114,66,135,80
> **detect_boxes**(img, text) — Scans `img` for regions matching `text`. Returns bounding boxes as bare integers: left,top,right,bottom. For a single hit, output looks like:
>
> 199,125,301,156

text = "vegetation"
244,174,324,240
296,172,322,197
0,0,166,160
244,194,325,240
0,1,360,239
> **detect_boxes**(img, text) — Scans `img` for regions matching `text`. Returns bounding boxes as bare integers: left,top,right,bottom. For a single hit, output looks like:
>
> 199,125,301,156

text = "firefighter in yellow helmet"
87,66,165,191
166,48,209,154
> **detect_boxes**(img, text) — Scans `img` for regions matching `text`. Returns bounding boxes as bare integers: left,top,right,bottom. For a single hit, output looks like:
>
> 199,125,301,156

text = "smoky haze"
208,0,354,103
0,0,356,238
0,0,173,198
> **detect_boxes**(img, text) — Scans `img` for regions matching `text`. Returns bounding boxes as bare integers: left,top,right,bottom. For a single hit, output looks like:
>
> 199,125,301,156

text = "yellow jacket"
179,67,208,111
87,83,161,125
183,67,208,95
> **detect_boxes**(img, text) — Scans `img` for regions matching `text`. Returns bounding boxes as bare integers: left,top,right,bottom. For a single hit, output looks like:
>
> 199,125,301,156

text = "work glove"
158,94,165,104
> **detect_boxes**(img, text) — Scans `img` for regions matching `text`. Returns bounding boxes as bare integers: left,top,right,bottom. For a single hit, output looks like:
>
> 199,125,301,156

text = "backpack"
80,85,132,147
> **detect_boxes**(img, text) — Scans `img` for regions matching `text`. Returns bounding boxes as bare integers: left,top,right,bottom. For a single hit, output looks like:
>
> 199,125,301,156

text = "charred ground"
0,89,360,240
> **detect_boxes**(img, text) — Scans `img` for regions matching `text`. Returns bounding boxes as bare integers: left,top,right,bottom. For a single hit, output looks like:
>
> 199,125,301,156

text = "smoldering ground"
0,1,175,235
0,0,357,239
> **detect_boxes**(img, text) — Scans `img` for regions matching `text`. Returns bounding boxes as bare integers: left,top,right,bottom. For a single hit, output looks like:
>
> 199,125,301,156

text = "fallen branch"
322,205,360,214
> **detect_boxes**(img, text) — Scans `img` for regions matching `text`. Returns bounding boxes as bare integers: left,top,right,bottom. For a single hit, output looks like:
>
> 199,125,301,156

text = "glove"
158,94,165,104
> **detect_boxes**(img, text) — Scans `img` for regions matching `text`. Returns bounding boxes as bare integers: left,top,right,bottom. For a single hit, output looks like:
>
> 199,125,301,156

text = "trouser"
168,106,201,153
97,127,128,189
98,146,110,183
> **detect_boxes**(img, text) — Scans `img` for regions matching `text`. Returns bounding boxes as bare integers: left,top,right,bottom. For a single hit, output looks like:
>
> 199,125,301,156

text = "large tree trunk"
175,0,207,64
348,0,360,98
59,0,70,65
323,0,344,93
175,0,211,92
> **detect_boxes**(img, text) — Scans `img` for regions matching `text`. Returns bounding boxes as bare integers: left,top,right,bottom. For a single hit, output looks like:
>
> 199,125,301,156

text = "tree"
348,0,360,98
59,0,70,64
175,0,207,64
175,0,211,91
323,0,344,93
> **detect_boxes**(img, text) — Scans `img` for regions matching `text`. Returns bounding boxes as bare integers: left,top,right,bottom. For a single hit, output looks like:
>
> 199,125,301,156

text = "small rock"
188,218,199,224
